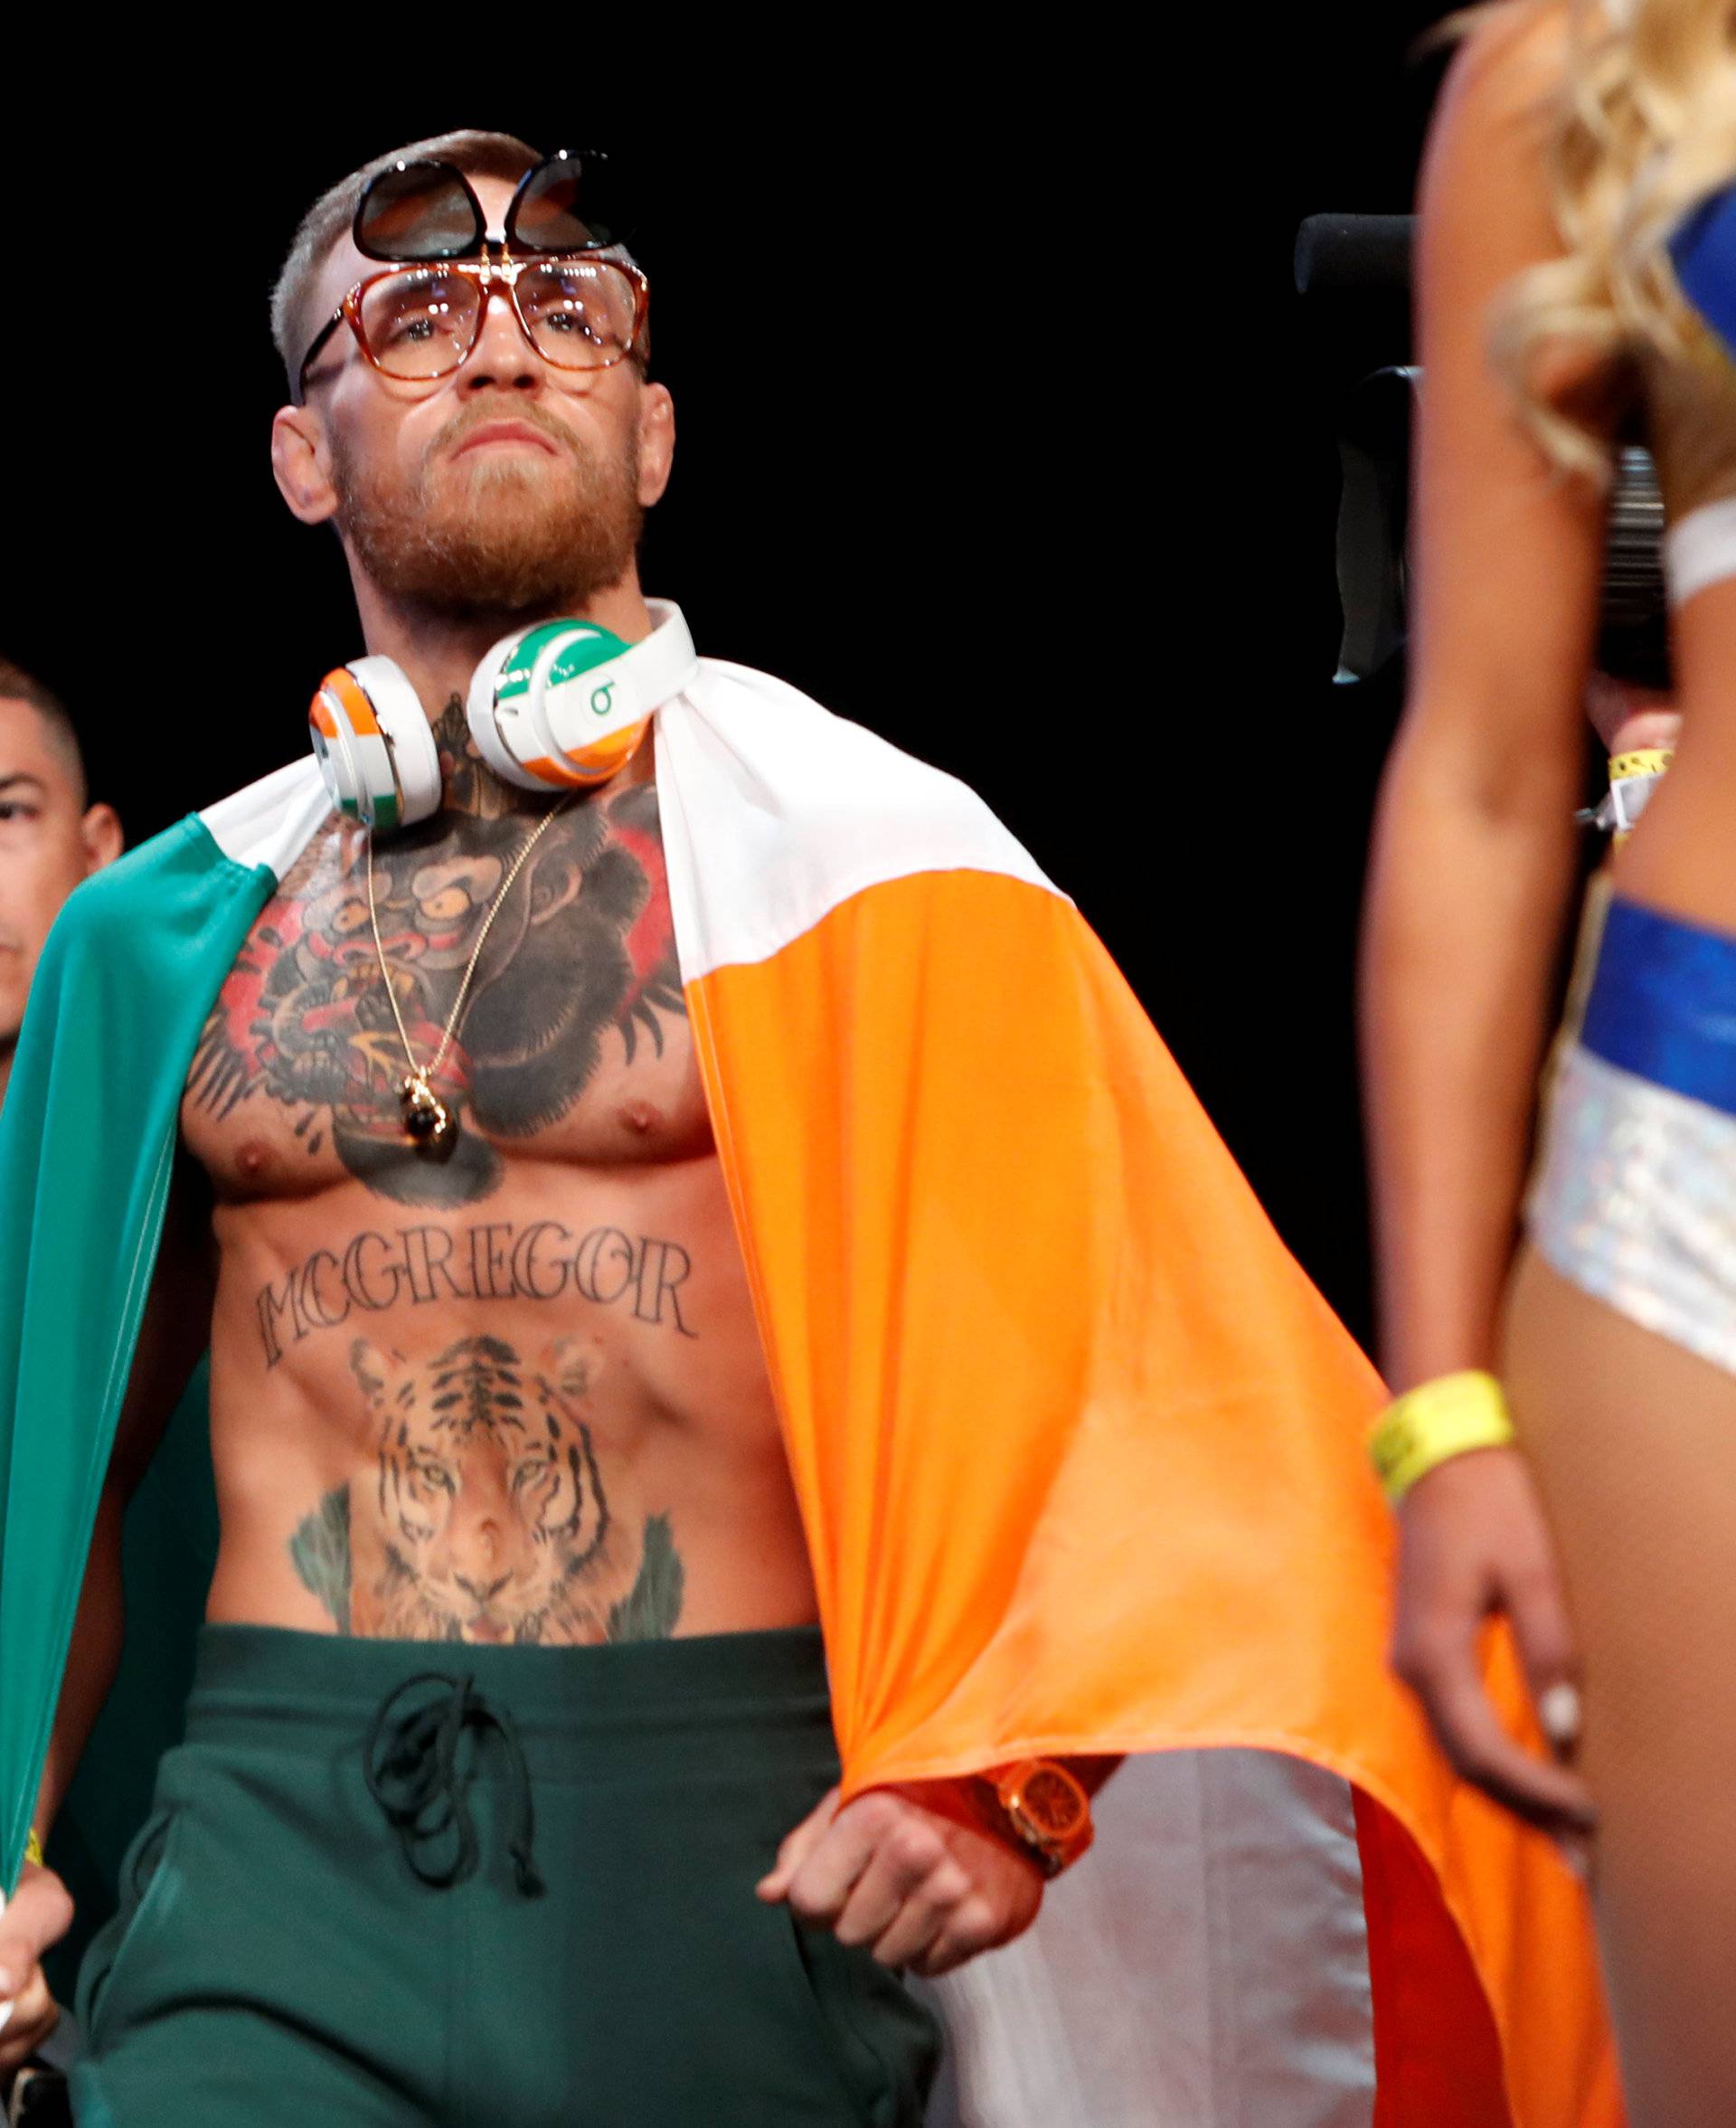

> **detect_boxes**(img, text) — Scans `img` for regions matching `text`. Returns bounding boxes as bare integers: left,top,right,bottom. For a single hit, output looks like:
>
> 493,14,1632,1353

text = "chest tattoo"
187,779,684,1207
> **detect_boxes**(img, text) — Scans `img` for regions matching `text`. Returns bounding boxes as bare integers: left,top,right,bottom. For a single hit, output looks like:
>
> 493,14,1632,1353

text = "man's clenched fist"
757,1784,1043,1978
0,1859,72,2080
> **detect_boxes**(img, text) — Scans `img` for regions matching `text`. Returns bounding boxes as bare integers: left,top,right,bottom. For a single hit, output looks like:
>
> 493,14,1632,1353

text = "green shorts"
70,1624,939,2127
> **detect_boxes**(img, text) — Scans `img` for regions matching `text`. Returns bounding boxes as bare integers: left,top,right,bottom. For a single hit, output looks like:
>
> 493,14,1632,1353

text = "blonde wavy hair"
1472,0,1736,475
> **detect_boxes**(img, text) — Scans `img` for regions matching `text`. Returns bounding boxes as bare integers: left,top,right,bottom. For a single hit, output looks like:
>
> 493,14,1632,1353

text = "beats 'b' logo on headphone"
309,603,700,832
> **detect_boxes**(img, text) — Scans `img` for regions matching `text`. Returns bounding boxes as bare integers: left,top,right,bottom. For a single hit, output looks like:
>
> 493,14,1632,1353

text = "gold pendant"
399,1072,456,1149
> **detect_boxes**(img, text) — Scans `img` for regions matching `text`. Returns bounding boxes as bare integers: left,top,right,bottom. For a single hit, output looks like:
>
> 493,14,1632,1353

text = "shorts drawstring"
363,1671,545,1898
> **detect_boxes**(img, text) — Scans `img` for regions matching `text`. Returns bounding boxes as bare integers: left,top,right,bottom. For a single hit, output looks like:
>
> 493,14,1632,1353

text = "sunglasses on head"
355,147,632,263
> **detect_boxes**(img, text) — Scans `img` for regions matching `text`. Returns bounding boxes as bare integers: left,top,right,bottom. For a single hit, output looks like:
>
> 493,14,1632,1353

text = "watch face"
1014,1763,1089,1840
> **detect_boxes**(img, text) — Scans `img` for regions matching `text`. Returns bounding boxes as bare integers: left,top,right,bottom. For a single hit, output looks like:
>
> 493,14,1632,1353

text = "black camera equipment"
1297,213,1670,690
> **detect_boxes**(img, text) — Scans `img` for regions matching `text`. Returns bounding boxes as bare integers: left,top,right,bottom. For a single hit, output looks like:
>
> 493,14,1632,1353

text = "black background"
0,24,1450,1342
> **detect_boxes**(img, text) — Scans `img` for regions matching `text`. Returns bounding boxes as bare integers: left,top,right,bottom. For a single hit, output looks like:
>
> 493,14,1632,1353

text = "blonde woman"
1363,2,1736,2120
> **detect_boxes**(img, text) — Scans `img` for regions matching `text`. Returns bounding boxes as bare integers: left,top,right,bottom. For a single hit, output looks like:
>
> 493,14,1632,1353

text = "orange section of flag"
686,865,1619,2128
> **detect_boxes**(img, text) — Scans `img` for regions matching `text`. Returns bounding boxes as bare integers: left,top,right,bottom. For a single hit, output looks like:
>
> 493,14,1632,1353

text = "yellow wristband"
1607,749,1675,846
24,1827,43,1868
1369,1370,1516,1505
1608,747,1674,783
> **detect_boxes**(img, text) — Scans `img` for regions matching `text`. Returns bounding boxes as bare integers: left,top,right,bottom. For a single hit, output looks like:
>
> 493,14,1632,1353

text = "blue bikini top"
1672,183,1736,358
1648,184,1736,601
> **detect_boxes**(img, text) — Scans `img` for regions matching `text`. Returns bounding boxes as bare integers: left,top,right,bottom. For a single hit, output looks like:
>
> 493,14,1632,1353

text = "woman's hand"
1584,673,1680,757
0,1859,72,2081
1391,1446,1597,1843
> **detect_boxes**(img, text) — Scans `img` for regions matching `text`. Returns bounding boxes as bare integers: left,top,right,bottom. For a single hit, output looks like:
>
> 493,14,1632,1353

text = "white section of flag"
656,658,1061,985
200,756,334,884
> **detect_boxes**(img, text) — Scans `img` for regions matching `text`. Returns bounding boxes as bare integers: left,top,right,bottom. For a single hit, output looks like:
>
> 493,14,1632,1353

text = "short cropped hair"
269,130,647,393
270,129,542,388
0,659,87,808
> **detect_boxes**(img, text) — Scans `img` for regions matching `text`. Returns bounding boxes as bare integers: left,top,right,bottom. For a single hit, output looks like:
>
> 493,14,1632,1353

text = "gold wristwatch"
974,1759,1094,1878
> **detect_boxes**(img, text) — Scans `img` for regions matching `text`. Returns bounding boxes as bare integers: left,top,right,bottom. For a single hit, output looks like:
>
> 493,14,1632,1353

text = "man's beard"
332,404,645,621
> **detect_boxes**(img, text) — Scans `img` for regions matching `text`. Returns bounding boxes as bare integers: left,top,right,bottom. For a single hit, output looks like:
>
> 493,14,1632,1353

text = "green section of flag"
0,818,274,1892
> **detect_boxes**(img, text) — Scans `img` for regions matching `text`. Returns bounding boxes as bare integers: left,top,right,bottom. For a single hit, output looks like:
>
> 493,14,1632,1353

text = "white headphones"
308,599,698,831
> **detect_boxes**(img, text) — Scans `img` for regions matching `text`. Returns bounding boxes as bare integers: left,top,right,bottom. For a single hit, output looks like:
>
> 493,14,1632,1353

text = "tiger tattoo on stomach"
288,1331,684,1645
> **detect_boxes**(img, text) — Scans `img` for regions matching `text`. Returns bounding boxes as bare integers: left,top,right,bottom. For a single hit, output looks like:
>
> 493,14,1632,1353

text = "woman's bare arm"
1363,2,1612,1390
1361,3,1612,1835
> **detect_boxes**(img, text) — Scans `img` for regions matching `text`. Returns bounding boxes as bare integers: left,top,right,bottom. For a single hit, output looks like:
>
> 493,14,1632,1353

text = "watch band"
976,1758,1094,1878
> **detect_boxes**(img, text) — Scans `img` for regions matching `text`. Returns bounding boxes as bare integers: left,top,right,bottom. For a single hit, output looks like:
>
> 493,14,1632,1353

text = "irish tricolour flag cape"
0,635,1618,2125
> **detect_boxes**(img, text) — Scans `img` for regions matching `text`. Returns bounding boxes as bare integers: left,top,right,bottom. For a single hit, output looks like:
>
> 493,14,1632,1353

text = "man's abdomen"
203,1160,816,1644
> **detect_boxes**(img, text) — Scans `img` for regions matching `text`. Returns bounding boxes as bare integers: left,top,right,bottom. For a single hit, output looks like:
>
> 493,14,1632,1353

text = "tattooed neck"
423,685,655,822
427,693,533,821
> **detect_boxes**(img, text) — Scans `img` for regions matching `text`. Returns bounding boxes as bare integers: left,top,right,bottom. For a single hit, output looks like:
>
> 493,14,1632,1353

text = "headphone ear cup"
532,629,651,785
468,621,650,790
467,635,543,790
308,657,441,831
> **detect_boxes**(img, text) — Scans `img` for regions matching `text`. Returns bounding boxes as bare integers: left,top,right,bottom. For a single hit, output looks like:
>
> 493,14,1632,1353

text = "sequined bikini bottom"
1528,894,1736,1375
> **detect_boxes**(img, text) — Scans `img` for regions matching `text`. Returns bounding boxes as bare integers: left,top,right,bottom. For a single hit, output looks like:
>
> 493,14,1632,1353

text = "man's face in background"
0,696,120,1060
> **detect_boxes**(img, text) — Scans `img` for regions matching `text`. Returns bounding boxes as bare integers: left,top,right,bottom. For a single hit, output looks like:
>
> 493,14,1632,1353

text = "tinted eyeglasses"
296,148,645,400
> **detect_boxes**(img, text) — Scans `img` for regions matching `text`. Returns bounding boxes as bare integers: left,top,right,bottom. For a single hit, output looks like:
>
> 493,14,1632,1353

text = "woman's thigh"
1504,1243,1736,2125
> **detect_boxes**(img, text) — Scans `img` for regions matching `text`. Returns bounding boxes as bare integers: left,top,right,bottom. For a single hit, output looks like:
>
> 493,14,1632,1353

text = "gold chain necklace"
365,794,576,1150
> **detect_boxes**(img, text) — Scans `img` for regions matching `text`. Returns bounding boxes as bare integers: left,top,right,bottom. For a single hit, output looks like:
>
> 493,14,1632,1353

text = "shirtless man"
0,133,1048,2126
